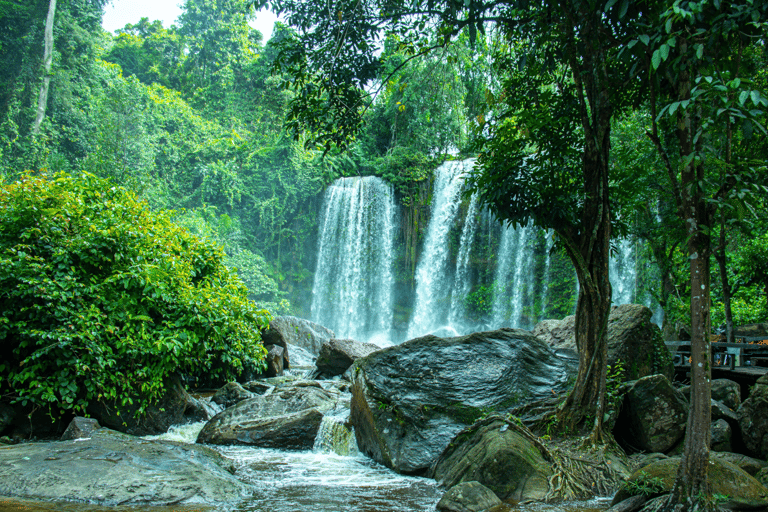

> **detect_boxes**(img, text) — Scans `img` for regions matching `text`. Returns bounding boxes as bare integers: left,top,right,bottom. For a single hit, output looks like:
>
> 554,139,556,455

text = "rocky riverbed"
1,306,767,512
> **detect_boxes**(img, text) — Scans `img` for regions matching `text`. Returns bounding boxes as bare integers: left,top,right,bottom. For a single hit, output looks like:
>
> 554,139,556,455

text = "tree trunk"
32,0,57,135
666,35,713,512
715,223,735,345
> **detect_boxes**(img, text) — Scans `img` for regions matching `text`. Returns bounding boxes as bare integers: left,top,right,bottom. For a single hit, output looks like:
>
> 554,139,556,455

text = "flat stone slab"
0,428,249,507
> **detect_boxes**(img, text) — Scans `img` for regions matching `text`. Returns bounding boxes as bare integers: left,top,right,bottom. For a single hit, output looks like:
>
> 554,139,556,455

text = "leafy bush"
0,172,270,419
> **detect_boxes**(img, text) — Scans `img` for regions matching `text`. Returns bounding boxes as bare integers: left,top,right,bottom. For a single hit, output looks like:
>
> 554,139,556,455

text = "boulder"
211,381,255,409
430,415,552,502
262,344,285,378
614,374,688,453
737,375,768,459
711,419,733,452
315,338,381,377
350,328,573,474
0,428,248,507
436,481,503,512
197,384,339,449
87,374,205,436
534,304,673,381
60,417,101,441
611,457,768,510
261,315,335,360
712,452,768,477
711,379,742,410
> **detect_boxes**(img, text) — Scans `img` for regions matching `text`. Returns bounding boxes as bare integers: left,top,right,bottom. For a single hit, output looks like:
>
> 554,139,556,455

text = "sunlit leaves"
0,172,269,420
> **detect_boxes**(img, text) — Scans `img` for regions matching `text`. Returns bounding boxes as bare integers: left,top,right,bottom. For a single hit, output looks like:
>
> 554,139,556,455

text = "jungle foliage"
0,172,270,419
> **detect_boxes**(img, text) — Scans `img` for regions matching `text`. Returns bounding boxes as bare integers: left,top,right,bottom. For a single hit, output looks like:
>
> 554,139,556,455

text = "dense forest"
2,0,766,336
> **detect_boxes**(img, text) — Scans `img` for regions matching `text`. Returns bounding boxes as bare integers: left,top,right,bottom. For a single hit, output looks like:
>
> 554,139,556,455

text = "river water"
0,419,612,512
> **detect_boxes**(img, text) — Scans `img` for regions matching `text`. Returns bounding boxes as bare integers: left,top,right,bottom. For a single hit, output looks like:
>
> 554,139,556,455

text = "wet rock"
614,374,688,453
0,428,248,507
534,304,673,381
211,381,255,408
261,315,335,360
711,419,732,452
431,415,552,502
242,381,274,395
197,384,339,449
737,375,768,459
60,417,101,441
611,457,768,510
711,379,742,410
436,481,503,512
315,338,381,377
350,328,573,474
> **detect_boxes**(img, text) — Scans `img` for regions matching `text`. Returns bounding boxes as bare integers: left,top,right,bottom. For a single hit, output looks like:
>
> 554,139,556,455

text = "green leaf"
695,44,703,60
660,44,669,62
652,49,662,70
739,91,749,106
639,34,650,46
750,90,761,106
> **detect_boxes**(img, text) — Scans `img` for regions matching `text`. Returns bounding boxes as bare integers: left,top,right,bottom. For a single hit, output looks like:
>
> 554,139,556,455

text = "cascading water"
447,193,481,329
490,223,538,329
311,176,397,343
610,237,637,305
406,160,474,339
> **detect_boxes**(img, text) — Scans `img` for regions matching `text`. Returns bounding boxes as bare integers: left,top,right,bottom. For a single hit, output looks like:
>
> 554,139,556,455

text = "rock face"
197,383,339,449
261,315,335,359
534,304,672,381
711,418,733,452
60,417,101,441
612,457,768,510
430,415,552,502
0,428,249,507
737,375,768,459
436,481,503,512
350,328,573,474
614,374,688,453
315,338,381,377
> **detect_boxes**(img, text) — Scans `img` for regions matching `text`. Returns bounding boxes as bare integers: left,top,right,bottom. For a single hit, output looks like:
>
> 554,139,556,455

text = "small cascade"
610,237,637,305
313,414,358,457
491,223,537,329
407,160,474,339
311,176,397,342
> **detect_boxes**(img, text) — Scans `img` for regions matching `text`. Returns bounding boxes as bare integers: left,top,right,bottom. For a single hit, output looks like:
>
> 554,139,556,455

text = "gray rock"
60,417,101,441
614,374,688,453
711,419,732,452
534,304,673,381
757,468,768,488
197,384,338,449
316,338,381,377
0,428,248,507
436,481,503,512
242,381,275,395
262,344,285,377
350,328,573,474
211,381,255,408
261,315,335,359
737,375,768,459
711,378,742,410
431,415,551,502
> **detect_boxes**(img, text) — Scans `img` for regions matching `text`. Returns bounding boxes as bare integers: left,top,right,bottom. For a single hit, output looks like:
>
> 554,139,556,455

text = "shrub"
0,172,269,420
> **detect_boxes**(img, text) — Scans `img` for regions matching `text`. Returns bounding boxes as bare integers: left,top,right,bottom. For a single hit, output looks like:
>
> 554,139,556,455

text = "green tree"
0,172,270,421
638,1,768,508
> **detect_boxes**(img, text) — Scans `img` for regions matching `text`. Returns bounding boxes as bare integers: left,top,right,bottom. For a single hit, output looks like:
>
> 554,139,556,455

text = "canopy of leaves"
0,172,270,419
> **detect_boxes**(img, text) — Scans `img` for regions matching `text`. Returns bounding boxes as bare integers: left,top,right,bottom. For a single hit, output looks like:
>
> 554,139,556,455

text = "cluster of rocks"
1,306,767,511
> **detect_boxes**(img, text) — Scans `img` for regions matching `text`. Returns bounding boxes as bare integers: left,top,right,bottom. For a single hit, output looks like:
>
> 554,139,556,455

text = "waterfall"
448,193,480,329
490,223,537,329
406,160,474,339
310,176,396,342
610,237,637,305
